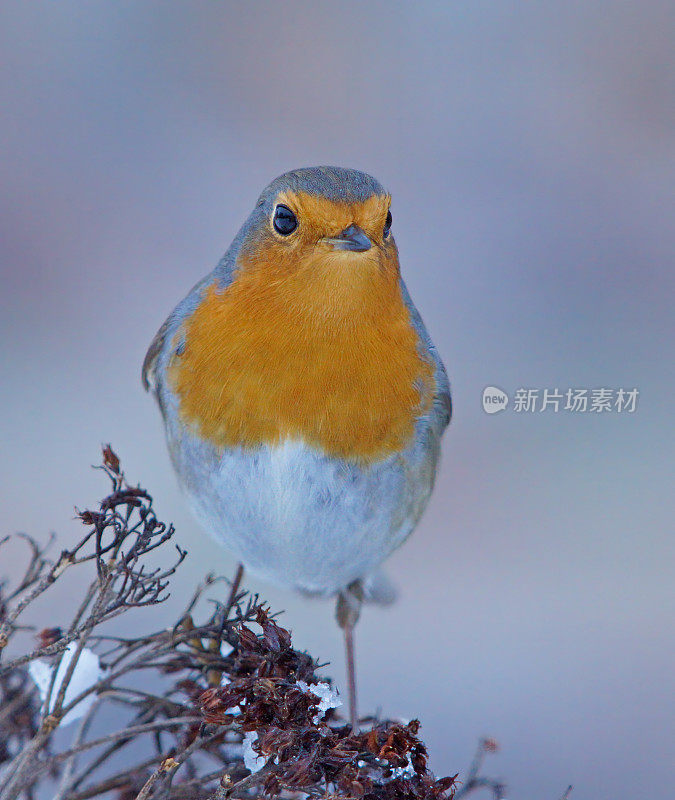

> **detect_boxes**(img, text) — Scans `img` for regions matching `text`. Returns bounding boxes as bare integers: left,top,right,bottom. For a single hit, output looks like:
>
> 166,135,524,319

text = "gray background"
1,3,673,798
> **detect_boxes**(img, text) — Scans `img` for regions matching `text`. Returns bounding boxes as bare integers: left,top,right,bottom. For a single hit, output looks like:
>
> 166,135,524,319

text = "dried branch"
454,738,505,799
0,447,554,800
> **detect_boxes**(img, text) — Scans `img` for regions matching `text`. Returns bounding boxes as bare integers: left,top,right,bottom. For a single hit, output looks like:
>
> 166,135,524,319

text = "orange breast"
169,247,434,463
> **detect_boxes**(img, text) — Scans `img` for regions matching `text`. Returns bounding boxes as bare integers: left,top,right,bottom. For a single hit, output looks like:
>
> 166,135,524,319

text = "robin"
143,166,451,728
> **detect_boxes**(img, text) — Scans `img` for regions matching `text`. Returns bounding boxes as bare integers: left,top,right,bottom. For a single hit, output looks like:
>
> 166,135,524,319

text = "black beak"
323,224,372,252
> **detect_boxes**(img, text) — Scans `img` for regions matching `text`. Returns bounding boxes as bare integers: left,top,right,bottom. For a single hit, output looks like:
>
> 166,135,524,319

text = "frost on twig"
0,447,513,800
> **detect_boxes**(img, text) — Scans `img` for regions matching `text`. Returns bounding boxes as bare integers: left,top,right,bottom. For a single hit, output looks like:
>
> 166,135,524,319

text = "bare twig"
454,738,505,799
53,698,101,800
1,447,553,800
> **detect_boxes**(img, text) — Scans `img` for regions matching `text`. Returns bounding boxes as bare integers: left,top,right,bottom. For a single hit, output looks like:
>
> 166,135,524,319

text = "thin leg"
344,623,358,731
336,580,363,731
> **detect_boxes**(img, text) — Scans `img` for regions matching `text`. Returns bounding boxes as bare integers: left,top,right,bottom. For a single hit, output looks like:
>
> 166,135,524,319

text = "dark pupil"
384,210,392,236
273,204,297,235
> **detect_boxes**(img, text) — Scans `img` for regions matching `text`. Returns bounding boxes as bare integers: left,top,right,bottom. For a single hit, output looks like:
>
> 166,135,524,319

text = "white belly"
170,435,438,595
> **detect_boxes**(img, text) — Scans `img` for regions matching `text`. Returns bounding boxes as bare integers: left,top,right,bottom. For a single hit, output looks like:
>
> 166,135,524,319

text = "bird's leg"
336,579,363,731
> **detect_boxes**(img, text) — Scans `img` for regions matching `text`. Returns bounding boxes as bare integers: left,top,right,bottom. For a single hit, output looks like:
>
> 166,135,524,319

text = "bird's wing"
141,271,225,397
142,219,250,396
399,278,451,430
142,316,172,393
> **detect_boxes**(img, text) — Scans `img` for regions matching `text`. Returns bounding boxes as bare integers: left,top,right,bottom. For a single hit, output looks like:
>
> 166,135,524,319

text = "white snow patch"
296,680,341,722
388,753,416,779
242,731,267,773
216,674,241,715
28,643,106,726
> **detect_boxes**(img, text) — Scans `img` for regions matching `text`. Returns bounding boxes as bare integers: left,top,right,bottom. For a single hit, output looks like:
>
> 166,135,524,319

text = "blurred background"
1,2,673,798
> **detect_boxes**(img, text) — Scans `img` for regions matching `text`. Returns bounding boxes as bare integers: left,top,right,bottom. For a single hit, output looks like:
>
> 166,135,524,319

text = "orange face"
240,190,397,308
169,191,435,463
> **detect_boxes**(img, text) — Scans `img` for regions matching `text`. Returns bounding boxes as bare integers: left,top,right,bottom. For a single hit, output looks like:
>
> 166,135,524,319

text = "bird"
142,166,451,728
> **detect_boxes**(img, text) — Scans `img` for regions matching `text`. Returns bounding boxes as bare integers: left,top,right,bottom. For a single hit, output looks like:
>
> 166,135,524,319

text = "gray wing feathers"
141,256,241,398
400,279,451,430
142,316,172,393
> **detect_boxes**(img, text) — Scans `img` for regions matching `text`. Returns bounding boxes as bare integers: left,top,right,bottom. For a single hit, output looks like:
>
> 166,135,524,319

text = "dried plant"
0,448,513,800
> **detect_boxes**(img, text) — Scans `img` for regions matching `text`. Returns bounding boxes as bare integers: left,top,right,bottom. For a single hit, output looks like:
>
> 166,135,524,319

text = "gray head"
257,166,386,206
214,166,394,285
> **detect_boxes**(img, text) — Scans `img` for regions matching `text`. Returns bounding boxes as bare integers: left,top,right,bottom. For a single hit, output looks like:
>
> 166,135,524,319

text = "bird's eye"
273,204,298,235
383,209,392,238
